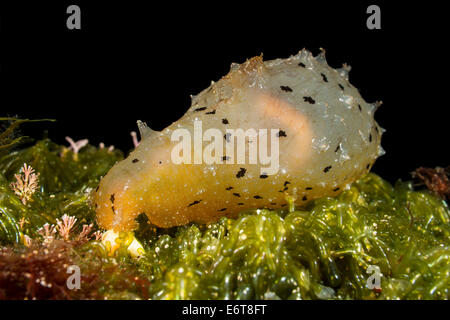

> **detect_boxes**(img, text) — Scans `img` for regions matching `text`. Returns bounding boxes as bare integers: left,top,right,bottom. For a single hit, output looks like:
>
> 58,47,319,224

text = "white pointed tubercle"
315,48,327,64
230,62,239,71
374,101,383,110
137,120,156,139
297,49,312,62
368,101,383,114
337,63,352,80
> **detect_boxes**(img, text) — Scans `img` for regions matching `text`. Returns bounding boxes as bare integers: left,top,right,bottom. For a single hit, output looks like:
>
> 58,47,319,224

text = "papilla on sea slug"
93,49,385,232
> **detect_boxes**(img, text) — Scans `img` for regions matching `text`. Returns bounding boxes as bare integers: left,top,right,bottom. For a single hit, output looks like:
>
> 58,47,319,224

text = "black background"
0,1,448,183
0,299,443,319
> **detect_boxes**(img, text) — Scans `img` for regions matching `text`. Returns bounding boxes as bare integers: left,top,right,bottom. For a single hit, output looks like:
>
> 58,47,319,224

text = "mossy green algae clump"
0,135,449,299
139,174,450,299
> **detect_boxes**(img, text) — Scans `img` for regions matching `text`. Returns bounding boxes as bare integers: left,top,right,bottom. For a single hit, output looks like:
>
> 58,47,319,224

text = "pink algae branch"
65,136,89,153
130,131,140,147
56,214,77,241
10,163,40,205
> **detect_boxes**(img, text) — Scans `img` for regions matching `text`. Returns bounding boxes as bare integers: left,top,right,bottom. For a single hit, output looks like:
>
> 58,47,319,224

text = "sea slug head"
93,123,171,232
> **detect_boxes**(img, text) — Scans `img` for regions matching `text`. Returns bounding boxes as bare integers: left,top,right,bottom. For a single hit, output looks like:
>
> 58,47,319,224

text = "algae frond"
0,119,449,299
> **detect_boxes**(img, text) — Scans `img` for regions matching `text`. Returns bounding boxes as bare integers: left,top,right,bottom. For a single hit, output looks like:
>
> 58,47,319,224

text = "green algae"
0,121,449,299
0,139,123,244
138,175,450,300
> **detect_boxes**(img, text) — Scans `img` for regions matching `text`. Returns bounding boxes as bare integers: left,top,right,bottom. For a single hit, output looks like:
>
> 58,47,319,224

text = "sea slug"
93,49,384,231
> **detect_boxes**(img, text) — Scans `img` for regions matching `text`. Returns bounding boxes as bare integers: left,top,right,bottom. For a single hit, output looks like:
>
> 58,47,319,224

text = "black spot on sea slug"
132,158,139,163
95,186,99,192
254,195,263,199
224,133,232,142
222,156,230,162
333,187,340,192
233,193,241,197
218,208,227,212
369,133,372,142
280,85,293,92
338,84,344,90
238,203,244,206
260,174,269,179
358,104,362,112
305,187,312,190
302,196,308,201
110,194,116,214
194,107,207,112
366,163,371,169
205,110,216,115
323,165,332,173
299,62,306,67
281,204,287,207
334,144,340,152
303,96,315,104
284,181,291,187
270,202,277,205
321,73,328,82
188,200,202,207
159,160,163,164
282,186,289,192
226,186,233,190
222,118,229,124
277,130,287,138
236,168,246,178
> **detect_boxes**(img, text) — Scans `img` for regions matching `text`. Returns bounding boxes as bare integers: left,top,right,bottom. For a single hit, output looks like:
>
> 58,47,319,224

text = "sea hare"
94,49,384,231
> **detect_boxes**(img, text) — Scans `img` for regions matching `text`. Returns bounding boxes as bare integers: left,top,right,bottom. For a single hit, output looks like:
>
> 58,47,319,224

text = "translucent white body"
94,50,384,230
